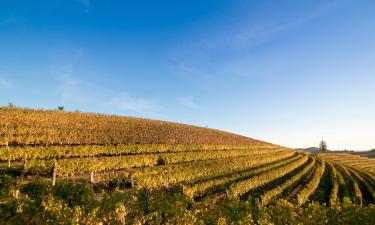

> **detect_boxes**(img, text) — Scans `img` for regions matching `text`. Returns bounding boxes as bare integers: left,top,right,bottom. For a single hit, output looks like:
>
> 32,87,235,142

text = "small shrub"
52,182,94,207
20,180,48,201
108,176,128,190
0,175,16,197
156,157,166,166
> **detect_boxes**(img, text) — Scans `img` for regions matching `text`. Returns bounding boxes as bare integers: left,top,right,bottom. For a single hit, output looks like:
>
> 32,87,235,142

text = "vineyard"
1,107,375,224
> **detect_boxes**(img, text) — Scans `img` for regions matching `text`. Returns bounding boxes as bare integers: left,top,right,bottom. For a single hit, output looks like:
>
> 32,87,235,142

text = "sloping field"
1,108,375,224
0,107,264,146
320,153,375,174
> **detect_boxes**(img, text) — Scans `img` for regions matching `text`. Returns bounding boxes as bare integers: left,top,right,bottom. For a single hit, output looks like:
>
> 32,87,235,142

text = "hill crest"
1,107,271,147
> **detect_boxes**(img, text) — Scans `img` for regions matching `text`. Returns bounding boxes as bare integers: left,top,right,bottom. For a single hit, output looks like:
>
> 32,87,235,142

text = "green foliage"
0,144,280,161
0,175,16,197
228,155,308,198
296,160,326,205
20,180,48,202
145,191,197,224
156,156,166,166
108,175,128,190
52,182,94,207
19,148,290,176
0,178,375,224
185,153,300,199
262,157,316,205
134,151,294,189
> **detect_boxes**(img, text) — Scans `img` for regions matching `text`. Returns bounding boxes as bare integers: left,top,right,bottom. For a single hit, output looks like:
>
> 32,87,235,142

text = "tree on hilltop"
319,140,327,153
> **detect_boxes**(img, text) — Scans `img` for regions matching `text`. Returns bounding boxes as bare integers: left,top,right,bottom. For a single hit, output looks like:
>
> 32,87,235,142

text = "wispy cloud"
169,2,339,84
49,46,162,116
49,47,83,75
178,96,201,110
229,4,333,48
48,47,86,104
177,64,214,79
188,2,337,51
56,75,89,104
77,0,91,13
108,93,162,114
0,76,13,89
167,63,223,85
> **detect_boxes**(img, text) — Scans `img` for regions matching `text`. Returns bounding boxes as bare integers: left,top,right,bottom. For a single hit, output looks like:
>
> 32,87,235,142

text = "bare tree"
319,140,327,153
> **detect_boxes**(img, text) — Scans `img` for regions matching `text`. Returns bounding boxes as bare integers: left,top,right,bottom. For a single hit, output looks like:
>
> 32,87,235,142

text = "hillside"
0,107,266,146
1,107,375,224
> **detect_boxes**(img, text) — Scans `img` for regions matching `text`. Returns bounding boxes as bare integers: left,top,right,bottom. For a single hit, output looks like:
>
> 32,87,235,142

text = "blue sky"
1,0,375,150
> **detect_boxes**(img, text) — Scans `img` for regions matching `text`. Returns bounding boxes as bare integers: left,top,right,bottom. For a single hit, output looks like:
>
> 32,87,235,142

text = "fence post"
163,170,169,189
90,171,95,184
130,173,134,188
23,159,28,171
52,161,57,186
5,122,11,168
6,145,11,168
143,187,149,215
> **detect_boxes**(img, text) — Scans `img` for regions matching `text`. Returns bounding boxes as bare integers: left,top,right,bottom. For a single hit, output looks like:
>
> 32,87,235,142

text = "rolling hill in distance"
1,107,375,224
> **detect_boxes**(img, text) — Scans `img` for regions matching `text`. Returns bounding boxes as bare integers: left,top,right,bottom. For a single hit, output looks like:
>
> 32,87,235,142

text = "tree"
319,140,327,153
57,106,64,111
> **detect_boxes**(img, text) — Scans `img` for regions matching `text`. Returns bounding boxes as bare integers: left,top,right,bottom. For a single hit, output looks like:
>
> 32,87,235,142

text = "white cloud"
178,96,201,110
108,93,161,113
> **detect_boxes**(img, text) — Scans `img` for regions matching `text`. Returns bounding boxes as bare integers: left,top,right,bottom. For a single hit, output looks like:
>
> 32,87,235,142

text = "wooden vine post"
89,154,96,185
5,122,11,168
52,160,57,186
23,158,28,171
23,144,28,171
7,144,11,168
163,170,169,189
90,171,95,185
129,173,134,188
143,187,149,215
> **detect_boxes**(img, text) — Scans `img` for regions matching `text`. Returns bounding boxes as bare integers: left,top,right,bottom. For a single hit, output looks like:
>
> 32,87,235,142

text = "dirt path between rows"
287,166,316,201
